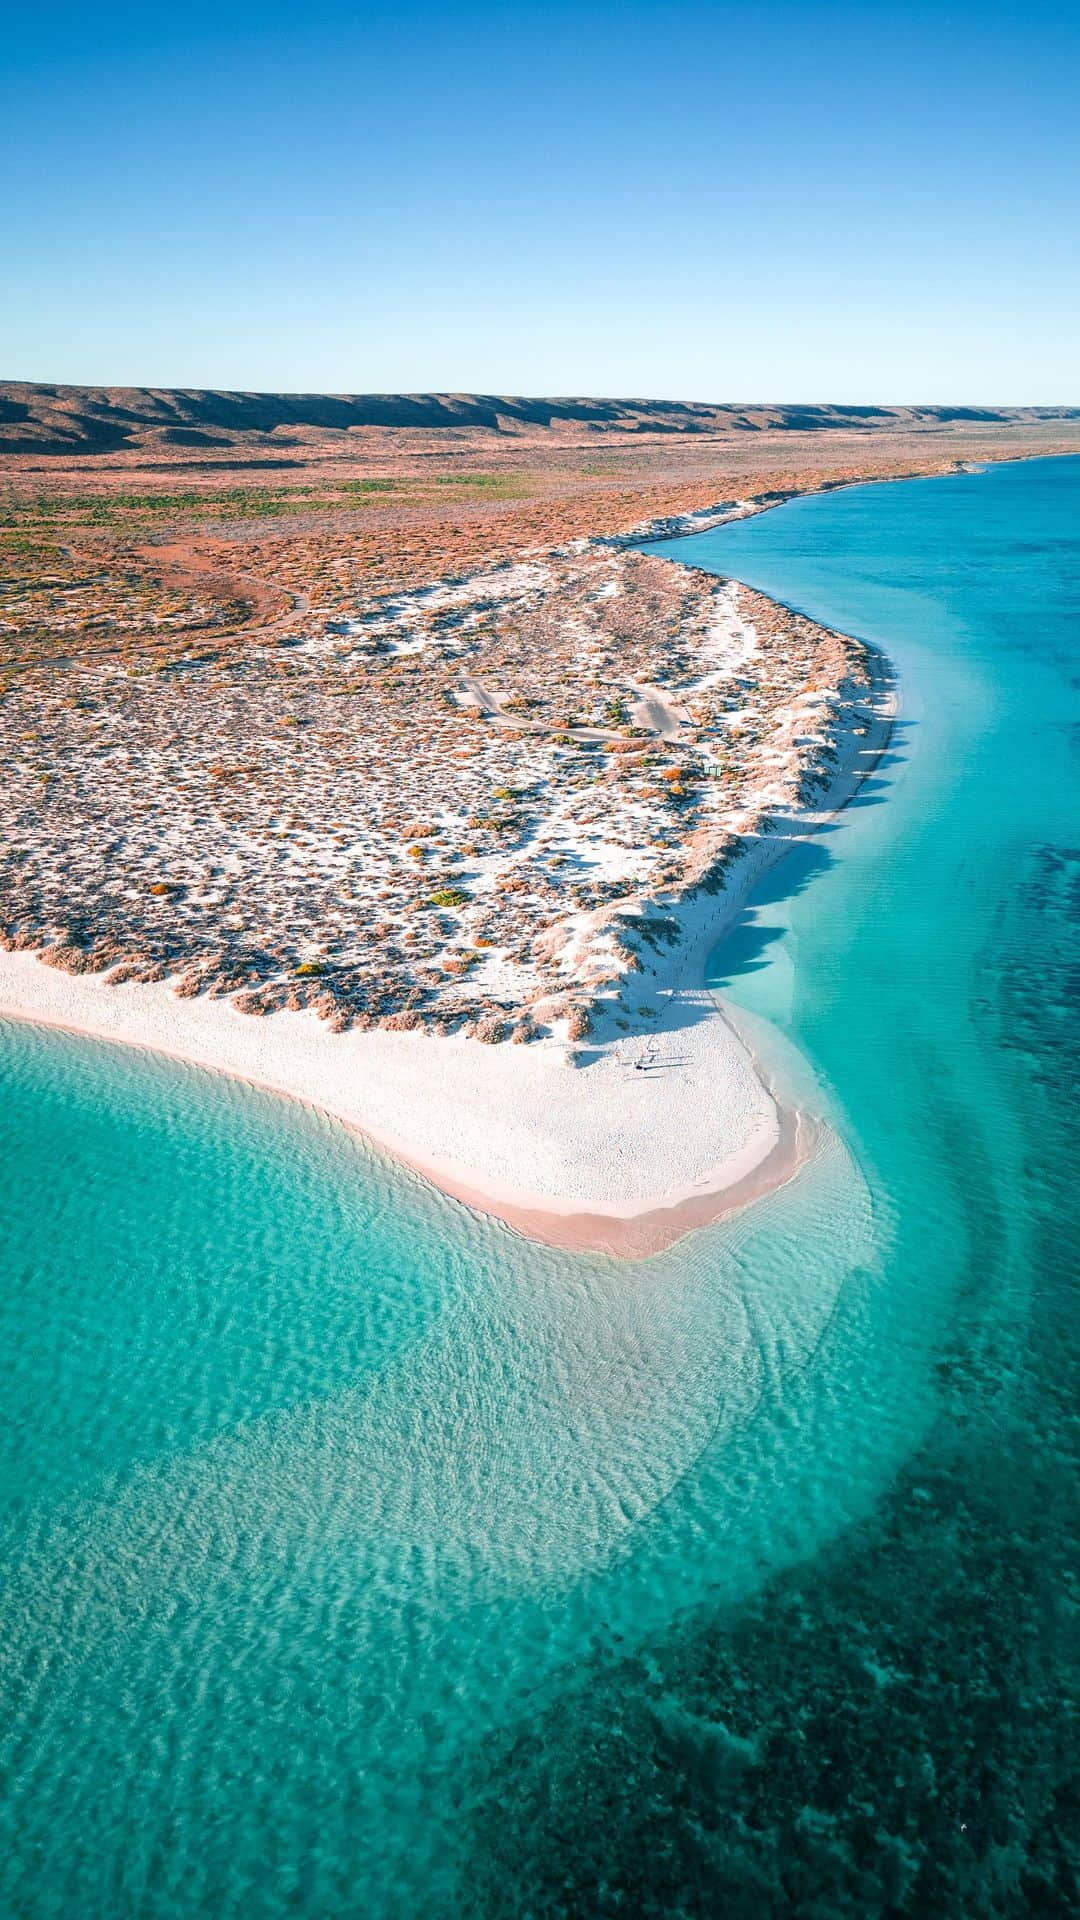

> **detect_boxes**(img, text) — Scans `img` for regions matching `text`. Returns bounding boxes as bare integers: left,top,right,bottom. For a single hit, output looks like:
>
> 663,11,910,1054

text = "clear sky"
4,0,1077,401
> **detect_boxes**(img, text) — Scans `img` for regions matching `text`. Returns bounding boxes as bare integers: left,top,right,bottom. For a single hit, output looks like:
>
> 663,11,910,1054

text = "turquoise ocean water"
2,456,1077,1914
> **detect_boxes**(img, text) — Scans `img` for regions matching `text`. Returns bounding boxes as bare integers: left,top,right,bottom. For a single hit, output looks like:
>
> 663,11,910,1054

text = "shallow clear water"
2,457,1078,1914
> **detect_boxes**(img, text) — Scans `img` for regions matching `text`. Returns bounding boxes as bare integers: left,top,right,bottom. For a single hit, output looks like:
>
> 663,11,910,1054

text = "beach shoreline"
0,557,897,1256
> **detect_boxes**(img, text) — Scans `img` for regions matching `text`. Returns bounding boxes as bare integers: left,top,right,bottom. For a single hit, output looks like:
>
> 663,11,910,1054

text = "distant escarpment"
2,383,1078,458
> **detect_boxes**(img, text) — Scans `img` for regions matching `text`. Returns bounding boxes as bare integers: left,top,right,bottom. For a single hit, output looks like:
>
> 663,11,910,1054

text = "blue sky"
4,0,1077,399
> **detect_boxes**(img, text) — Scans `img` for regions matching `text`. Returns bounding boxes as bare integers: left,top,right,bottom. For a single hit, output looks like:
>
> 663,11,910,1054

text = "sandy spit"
0,631,896,1260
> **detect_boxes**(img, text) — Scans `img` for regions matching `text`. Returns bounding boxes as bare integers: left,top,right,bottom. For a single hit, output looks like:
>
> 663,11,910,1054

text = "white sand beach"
0,635,894,1255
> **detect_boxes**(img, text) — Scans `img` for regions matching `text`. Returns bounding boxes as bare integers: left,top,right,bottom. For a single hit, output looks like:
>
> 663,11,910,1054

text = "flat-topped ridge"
3,384,1079,457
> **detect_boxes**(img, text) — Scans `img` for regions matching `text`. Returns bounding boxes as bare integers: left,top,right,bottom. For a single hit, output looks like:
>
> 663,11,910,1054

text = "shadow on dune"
600,715,913,1020
574,713,912,1068
703,715,912,991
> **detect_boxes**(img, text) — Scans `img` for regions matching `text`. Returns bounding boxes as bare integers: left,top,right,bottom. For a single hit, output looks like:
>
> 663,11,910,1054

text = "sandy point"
430,1103,815,1259
0,599,896,1261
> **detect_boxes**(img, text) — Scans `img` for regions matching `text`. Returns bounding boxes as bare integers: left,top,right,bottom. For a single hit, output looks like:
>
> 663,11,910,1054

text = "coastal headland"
1,391,1074,1250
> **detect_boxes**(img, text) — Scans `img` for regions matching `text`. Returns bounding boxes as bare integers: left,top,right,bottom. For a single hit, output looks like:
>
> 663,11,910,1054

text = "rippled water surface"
3,457,1078,1915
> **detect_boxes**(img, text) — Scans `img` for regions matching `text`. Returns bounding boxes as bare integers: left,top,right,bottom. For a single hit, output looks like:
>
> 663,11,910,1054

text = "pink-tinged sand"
418,1105,814,1257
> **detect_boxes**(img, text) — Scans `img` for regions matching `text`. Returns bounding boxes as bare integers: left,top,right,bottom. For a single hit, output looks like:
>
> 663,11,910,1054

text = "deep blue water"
2,456,1078,1915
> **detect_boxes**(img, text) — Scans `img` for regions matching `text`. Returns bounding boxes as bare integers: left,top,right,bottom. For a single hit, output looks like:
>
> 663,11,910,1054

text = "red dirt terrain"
4,383,1080,670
